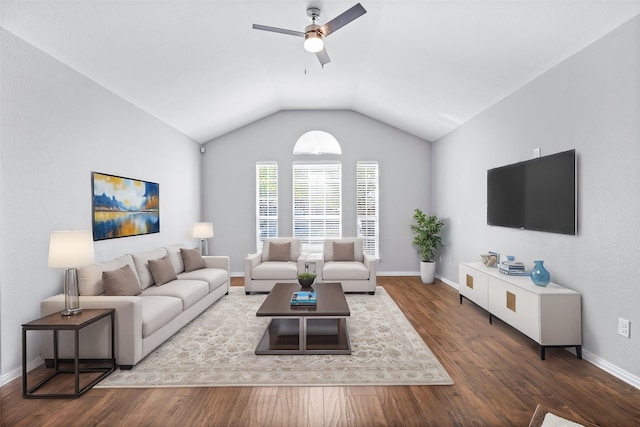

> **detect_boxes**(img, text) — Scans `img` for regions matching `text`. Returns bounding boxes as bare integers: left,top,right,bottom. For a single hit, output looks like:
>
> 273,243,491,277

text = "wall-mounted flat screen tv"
487,149,576,235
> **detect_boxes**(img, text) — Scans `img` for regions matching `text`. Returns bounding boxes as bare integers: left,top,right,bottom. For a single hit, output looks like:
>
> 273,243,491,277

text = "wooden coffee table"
255,282,351,355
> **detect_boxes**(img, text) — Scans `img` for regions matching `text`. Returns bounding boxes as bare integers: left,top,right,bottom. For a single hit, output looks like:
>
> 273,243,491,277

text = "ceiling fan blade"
319,3,367,37
315,48,331,67
252,24,304,38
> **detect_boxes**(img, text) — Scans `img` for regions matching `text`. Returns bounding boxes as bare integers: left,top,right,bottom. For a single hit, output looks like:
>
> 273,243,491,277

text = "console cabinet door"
459,264,489,310
488,276,540,342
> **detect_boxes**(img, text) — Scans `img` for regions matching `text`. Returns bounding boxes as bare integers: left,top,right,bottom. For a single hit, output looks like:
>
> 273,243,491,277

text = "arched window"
293,131,342,155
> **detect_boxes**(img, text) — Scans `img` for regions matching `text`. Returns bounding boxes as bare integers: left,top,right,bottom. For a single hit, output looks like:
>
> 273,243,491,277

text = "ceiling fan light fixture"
304,26,324,53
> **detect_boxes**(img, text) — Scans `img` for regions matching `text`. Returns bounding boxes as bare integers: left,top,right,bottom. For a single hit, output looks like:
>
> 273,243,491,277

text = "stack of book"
498,261,530,276
290,291,317,306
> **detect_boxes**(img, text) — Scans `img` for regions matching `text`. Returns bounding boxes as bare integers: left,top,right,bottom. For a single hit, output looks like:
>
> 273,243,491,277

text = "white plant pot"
420,261,436,284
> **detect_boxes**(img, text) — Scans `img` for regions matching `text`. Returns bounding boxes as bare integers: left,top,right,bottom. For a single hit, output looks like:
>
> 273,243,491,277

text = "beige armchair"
319,238,377,294
244,238,306,294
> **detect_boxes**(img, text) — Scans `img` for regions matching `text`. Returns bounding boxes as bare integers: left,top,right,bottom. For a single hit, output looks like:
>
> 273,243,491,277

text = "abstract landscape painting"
92,172,159,240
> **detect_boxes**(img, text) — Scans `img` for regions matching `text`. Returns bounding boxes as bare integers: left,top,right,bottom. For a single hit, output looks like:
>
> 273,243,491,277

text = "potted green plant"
298,272,317,288
410,208,445,284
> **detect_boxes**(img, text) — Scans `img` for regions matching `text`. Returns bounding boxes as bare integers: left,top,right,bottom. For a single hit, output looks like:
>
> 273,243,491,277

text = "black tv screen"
487,149,576,235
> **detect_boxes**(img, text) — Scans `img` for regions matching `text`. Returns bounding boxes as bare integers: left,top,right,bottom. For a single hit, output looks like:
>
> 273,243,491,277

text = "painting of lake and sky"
92,172,159,240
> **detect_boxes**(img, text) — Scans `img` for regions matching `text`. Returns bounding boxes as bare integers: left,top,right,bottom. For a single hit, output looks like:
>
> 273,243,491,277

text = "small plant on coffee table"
298,272,317,287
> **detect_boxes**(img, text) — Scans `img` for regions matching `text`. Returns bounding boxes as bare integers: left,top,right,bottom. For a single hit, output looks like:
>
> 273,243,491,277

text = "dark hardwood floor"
2,276,639,426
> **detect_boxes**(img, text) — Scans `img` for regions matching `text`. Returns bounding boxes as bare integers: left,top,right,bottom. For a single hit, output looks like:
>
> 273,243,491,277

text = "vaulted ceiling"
2,1,640,143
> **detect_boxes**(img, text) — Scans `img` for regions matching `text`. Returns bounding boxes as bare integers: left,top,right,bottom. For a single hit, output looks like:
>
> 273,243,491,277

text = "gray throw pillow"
102,265,142,296
333,241,355,261
268,241,291,262
148,255,178,286
180,248,206,272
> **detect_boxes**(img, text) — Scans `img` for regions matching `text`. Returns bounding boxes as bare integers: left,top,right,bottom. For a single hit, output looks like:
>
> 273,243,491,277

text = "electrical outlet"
618,318,630,338
533,148,541,158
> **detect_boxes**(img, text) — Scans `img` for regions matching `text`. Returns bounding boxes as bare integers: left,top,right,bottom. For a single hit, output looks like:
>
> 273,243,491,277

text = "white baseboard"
581,349,640,390
1,356,43,386
378,271,419,276
437,275,459,290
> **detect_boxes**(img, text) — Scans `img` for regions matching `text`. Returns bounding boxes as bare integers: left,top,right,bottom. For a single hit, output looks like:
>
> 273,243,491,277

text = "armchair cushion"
251,261,298,280
333,241,355,261
323,261,370,281
323,238,364,262
261,238,302,262
267,241,291,262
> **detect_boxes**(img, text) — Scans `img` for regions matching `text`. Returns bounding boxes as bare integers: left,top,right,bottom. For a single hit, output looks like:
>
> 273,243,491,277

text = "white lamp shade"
192,222,214,239
48,230,95,268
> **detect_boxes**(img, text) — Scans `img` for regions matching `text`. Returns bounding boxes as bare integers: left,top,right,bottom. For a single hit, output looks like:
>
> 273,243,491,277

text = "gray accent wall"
202,110,432,275
433,16,640,382
0,30,202,381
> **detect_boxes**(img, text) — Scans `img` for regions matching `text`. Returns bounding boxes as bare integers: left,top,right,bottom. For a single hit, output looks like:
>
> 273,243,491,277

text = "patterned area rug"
97,286,453,388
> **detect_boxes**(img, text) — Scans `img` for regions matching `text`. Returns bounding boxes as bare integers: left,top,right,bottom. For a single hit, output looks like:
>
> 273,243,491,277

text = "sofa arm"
41,294,143,367
364,253,378,278
203,255,230,272
244,253,262,278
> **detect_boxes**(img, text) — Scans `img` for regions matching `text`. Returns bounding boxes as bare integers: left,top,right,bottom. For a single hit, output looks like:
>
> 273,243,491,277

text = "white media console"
459,262,582,360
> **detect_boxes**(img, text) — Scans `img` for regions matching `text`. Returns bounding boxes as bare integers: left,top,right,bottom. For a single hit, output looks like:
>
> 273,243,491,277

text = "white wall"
433,16,640,381
202,110,432,275
0,30,202,382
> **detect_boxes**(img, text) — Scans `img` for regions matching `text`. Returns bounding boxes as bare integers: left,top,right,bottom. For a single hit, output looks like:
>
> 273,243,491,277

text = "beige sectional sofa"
40,244,230,369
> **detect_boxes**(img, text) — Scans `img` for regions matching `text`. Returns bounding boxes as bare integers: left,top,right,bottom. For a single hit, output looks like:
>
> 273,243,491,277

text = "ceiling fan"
252,3,367,67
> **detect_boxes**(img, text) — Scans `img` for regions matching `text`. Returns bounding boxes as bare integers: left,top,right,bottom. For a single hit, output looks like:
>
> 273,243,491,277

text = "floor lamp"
192,222,214,256
48,230,95,316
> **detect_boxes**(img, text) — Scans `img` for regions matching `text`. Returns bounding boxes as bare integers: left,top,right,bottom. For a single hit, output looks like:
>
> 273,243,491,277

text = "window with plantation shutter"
256,162,278,252
357,161,379,258
293,162,342,253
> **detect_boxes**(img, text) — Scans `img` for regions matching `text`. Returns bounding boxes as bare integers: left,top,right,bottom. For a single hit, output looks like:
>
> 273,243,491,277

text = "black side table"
22,308,116,398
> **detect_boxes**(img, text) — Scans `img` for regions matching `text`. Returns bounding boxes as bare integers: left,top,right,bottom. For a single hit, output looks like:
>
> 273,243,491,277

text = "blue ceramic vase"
530,260,550,287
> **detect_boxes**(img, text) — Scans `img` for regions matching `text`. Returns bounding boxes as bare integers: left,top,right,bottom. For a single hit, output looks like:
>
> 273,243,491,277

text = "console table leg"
22,328,27,396
75,329,80,398
576,346,582,359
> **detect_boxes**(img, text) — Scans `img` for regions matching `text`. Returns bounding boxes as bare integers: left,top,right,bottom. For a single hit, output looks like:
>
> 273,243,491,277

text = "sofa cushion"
141,296,183,338
141,279,209,310
132,248,168,289
164,244,186,274
333,241,355,261
261,238,301,262
181,248,206,272
267,241,291,262
102,265,141,296
323,238,364,263
178,268,228,292
77,254,139,296
322,261,370,280
252,261,298,280
148,255,178,286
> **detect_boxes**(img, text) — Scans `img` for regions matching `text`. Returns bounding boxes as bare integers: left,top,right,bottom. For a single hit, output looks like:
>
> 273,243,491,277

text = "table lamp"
192,222,214,256
48,230,95,316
